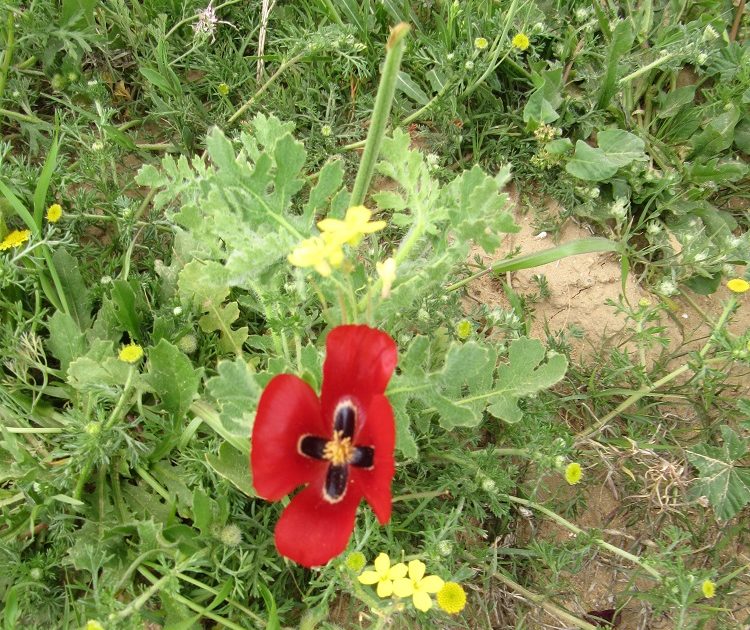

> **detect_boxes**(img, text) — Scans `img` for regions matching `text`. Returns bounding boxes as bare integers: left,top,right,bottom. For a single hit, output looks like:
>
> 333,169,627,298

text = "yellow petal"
408,559,426,582
388,562,407,580
392,577,414,598
359,219,386,233
317,218,345,232
419,575,445,593
345,205,371,223
358,570,380,585
373,552,391,576
412,590,433,612
376,579,394,598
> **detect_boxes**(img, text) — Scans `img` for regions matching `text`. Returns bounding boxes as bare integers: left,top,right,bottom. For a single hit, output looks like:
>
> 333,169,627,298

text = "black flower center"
299,399,374,503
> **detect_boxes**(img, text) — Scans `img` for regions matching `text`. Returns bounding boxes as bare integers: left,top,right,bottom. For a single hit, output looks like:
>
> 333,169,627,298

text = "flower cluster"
288,205,386,276
356,552,467,614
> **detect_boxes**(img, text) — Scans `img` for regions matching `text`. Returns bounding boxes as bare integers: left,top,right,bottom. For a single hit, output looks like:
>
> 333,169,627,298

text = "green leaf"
110,279,141,341
396,71,430,105
191,488,214,534
52,249,91,329
523,68,563,128
690,105,741,159
199,301,248,356
566,141,619,181
685,159,748,184
205,442,254,497
144,340,202,421
597,19,634,109
178,260,230,308
33,134,60,228
486,338,568,423
687,426,750,520
47,311,86,374
655,85,696,119
206,358,260,439
596,129,647,167
67,340,131,392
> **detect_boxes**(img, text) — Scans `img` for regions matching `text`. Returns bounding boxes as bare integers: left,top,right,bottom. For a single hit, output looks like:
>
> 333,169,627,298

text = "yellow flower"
564,462,583,485
456,319,472,340
393,559,445,612
436,582,467,614
85,621,105,630
0,229,31,251
288,235,344,277
317,205,386,247
46,203,63,223
217,82,230,96
358,553,408,598
727,278,749,294
701,579,716,599
474,37,488,50
118,342,144,363
376,257,396,298
512,33,530,51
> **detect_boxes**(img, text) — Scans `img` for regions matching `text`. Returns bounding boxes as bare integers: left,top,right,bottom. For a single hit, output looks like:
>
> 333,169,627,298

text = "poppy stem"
349,23,411,206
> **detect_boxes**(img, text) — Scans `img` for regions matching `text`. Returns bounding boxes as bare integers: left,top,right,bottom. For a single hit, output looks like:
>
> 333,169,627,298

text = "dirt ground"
465,197,750,629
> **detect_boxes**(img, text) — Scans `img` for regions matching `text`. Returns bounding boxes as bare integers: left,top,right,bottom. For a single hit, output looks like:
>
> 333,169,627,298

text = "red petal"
274,483,361,567
320,325,397,423
351,394,395,524
251,374,327,501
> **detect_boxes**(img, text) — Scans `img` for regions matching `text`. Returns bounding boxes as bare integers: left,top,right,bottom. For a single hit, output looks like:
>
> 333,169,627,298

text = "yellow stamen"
323,431,355,466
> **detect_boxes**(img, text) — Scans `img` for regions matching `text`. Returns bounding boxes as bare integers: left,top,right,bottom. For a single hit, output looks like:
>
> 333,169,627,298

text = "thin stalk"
492,571,598,630
503,495,662,580
0,11,14,104
175,572,266,625
392,489,449,503
349,23,411,206
137,567,252,630
619,51,679,84
226,51,307,127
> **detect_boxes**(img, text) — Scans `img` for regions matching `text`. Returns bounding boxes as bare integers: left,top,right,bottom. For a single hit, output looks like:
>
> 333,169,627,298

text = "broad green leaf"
144,339,202,421
199,301,248,356
656,85,696,119
192,488,214,534
206,442,254,497
734,119,750,154
110,279,142,341
302,159,344,225
52,249,91,329
47,311,85,374
178,260,230,309
687,426,750,520
597,19,634,109
566,141,618,181
597,129,647,167
685,159,748,184
151,461,193,518
67,340,132,392
206,358,260,439
690,105,740,159
486,338,568,423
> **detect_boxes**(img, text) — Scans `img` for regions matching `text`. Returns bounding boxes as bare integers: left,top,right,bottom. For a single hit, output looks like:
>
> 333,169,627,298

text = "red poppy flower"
251,325,398,568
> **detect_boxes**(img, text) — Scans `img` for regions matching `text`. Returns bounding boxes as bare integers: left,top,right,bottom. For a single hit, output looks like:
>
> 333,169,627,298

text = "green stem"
349,23,410,206
103,366,136,431
175,572,266,625
503,495,662,580
619,51,678,84
137,567,253,630
492,571,598,630
0,12,16,104
226,51,307,127
392,489,449,503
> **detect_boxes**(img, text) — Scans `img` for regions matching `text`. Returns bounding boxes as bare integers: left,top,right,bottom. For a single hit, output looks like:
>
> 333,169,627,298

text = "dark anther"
351,446,374,468
334,401,356,439
324,464,349,502
299,435,327,460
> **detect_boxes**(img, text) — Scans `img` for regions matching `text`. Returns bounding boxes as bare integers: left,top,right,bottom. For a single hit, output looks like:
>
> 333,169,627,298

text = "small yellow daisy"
118,342,144,363
701,579,716,599
564,462,583,485
436,582,467,614
474,37,489,50
217,83,230,96
46,203,63,223
0,229,31,251
727,278,749,294
512,33,530,51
